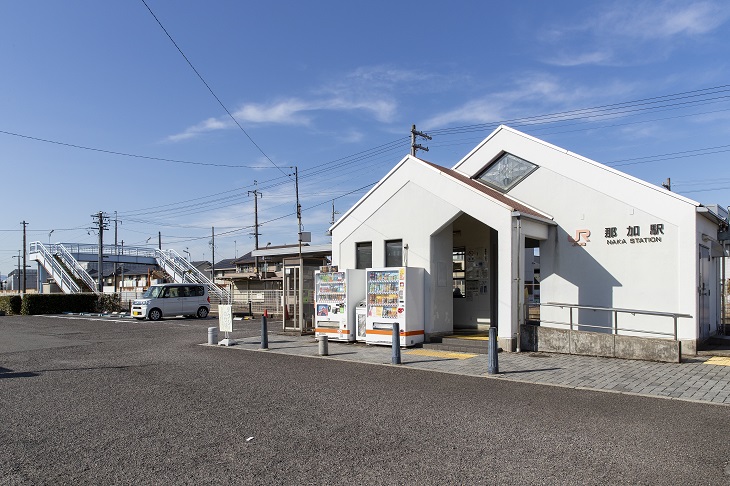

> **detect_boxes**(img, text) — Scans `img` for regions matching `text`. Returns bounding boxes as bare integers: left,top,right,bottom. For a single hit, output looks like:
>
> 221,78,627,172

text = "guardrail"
527,302,692,340
28,242,81,294
54,244,98,293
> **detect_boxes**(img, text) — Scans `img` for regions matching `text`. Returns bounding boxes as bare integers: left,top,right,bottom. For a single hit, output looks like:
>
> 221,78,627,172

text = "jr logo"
568,229,591,246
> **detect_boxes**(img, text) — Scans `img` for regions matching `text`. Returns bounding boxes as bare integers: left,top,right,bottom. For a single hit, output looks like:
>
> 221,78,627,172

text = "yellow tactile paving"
405,349,478,359
704,356,730,366
444,335,489,341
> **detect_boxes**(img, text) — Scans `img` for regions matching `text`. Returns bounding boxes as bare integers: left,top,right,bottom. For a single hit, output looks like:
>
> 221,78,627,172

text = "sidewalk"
209,328,730,406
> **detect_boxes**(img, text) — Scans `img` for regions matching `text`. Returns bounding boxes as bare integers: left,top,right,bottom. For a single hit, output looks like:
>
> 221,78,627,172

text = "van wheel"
148,308,162,321
196,307,209,319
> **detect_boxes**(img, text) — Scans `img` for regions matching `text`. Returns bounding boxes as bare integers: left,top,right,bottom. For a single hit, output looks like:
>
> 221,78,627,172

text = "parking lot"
2,315,729,484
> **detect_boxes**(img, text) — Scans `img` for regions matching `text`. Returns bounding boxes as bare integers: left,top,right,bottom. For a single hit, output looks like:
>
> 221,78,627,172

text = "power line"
425,84,730,135
0,129,267,169
159,182,376,244
140,0,289,177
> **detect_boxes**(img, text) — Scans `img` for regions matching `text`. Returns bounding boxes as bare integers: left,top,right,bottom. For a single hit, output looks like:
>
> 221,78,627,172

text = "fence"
526,302,691,340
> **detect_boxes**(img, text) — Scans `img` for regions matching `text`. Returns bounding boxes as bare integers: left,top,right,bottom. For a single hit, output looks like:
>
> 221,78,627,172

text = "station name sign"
605,224,664,245
569,223,666,247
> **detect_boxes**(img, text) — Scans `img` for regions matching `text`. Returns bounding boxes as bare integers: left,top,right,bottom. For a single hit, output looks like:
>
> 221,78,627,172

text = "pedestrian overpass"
28,241,230,302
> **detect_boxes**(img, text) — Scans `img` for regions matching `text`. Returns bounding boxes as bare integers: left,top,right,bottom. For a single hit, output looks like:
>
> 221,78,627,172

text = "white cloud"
233,99,313,125
546,51,613,68
541,1,730,66
165,117,230,142
164,64,465,143
165,94,396,142
422,75,636,129
615,1,728,39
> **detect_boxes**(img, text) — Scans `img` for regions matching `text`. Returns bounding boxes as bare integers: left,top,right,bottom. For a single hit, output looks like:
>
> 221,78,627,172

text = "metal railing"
28,242,81,294
154,248,231,303
31,241,228,302
54,244,98,293
527,302,692,340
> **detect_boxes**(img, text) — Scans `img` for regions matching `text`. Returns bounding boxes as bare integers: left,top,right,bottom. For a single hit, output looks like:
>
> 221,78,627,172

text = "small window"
476,152,537,192
356,242,372,269
453,248,466,298
385,240,402,267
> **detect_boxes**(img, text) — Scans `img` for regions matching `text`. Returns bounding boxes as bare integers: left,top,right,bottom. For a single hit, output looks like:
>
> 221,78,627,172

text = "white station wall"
333,179,461,335
455,127,700,340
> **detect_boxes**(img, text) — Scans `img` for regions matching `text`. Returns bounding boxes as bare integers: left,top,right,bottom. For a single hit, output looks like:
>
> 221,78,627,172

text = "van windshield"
142,286,164,299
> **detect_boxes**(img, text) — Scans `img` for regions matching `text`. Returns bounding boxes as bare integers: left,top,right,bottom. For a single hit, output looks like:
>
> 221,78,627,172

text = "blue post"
261,315,268,349
488,326,498,374
392,323,401,365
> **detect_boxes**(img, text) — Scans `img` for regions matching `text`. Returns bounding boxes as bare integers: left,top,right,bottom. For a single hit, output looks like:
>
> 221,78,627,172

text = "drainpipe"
516,215,522,352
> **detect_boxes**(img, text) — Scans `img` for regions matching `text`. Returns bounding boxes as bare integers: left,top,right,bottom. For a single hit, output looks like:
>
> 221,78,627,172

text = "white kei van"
132,283,210,321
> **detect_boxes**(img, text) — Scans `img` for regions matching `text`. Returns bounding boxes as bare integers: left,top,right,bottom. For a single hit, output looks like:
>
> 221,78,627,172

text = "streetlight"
48,229,54,247
183,248,190,262
234,240,237,258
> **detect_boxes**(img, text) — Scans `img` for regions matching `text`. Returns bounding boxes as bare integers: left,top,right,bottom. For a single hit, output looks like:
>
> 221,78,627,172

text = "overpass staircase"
29,242,97,294
29,242,230,302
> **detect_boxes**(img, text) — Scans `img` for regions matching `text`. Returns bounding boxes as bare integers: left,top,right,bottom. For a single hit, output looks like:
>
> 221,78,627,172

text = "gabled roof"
213,258,237,270
453,124,703,208
331,155,553,233
421,161,550,220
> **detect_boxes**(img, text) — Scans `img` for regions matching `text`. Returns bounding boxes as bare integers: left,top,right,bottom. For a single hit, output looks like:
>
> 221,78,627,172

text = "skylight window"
475,153,537,192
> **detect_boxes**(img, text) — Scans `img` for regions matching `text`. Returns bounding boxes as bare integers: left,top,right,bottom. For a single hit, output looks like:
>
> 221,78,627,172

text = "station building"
330,126,728,356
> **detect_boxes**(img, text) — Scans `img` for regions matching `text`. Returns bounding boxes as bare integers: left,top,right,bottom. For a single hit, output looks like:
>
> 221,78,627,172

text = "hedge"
0,295,23,315
21,293,99,315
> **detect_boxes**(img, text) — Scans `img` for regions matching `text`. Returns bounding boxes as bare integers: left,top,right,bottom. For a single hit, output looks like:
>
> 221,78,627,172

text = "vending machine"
314,268,365,342
365,267,425,347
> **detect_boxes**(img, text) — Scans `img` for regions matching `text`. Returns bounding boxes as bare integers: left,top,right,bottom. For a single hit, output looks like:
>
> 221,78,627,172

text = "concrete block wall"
520,324,681,363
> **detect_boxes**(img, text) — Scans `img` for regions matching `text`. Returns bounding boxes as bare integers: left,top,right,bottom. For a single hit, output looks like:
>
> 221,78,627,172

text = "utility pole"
16,251,21,292
662,178,671,191
114,211,119,292
158,231,161,250
331,200,339,226
120,240,124,292
211,226,215,282
410,124,432,157
248,181,262,277
92,212,109,292
20,221,28,294
295,166,303,332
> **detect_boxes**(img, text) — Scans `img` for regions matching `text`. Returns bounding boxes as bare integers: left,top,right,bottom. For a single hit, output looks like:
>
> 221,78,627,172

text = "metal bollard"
318,335,329,356
487,326,498,374
260,315,268,349
208,326,218,345
392,323,401,365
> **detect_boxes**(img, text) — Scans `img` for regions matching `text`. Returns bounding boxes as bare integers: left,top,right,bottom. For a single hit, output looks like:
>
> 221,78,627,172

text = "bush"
0,295,23,315
97,293,122,313
21,293,98,315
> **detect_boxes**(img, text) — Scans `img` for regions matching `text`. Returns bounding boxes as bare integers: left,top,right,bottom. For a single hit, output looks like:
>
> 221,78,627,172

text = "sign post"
218,304,236,346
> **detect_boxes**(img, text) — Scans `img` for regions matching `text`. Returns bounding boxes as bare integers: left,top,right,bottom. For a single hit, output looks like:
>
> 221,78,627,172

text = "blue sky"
2,0,730,273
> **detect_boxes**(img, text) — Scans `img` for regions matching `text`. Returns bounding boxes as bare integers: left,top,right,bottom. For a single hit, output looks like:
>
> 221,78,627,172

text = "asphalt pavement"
1,314,729,485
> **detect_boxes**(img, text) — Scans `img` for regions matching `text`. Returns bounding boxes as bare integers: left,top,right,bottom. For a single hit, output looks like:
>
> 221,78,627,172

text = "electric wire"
140,0,289,177
0,129,266,169
425,84,730,135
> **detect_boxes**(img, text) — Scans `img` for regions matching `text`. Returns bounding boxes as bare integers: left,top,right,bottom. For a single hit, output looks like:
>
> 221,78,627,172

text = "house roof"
330,154,554,233
421,161,550,220
251,243,331,259
233,251,255,265
213,258,237,270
